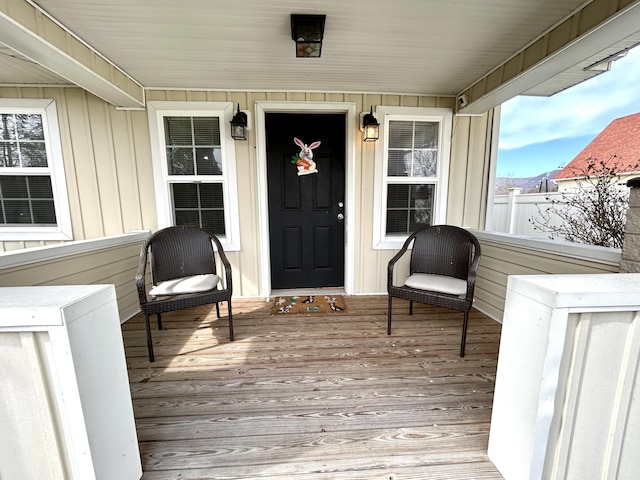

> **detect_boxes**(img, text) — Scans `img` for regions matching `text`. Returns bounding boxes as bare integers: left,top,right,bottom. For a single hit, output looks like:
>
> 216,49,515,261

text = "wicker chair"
135,226,234,362
387,225,481,357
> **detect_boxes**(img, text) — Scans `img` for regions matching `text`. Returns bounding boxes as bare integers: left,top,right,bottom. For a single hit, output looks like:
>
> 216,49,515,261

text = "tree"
529,157,638,248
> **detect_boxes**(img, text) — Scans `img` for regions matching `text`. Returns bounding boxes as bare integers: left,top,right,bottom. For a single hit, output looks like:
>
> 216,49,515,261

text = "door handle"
337,213,345,221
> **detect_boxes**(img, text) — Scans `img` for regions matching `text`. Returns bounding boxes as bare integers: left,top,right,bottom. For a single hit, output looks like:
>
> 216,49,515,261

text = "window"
373,107,452,249
148,102,240,250
0,99,71,241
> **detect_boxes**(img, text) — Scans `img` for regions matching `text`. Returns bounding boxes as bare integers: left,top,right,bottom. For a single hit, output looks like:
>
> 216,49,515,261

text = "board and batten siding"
1,86,491,298
473,231,621,322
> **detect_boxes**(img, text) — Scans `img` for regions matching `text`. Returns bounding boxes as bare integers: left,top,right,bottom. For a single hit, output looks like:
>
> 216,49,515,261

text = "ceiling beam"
457,0,640,114
0,0,144,108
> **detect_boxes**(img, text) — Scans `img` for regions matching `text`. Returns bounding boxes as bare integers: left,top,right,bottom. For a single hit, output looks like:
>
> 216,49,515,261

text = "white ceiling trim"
459,1,640,114
0,8,144,107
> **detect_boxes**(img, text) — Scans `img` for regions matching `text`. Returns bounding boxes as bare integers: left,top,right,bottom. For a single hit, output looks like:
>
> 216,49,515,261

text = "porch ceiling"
1,0,640,110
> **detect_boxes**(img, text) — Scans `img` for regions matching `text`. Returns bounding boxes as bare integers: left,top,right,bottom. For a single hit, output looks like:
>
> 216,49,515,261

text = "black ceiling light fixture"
291,14,326,58
361,106,380,142
230,103,247,141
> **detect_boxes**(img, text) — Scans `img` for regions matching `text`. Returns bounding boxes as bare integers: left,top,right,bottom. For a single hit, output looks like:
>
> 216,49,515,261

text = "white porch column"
488,274,640,480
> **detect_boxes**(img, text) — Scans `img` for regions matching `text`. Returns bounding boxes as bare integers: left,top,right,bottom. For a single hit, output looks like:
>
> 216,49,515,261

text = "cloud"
499,46,640,151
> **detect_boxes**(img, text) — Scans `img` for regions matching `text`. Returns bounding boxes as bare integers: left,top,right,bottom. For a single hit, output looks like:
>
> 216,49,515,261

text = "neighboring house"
554,111,640,191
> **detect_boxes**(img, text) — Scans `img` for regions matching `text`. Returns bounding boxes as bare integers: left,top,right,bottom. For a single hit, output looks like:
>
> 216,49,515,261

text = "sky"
497,46,640,178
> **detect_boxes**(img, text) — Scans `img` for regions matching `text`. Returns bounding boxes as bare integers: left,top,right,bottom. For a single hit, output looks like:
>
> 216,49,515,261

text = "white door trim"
255,101,356,297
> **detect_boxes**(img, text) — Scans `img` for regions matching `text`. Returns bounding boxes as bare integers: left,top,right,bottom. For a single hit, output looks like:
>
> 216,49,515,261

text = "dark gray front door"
266,113,346,289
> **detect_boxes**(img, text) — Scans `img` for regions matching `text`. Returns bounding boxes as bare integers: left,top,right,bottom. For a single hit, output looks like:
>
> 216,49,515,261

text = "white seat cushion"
149,274,219,296
403,273,467,296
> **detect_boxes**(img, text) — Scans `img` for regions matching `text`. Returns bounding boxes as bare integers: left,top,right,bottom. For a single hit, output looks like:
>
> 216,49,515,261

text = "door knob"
337,213,345,221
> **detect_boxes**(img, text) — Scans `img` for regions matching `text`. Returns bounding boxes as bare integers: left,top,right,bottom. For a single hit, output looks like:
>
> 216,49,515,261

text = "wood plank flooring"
122,295,504,479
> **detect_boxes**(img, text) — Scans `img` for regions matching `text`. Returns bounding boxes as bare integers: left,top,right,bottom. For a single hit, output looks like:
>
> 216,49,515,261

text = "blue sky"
497,46,640,178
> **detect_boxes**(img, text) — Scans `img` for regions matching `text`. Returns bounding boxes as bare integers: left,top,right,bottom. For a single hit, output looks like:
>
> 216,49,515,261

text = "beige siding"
0,233,146,321
474,232,620,322
1,87,489,297
448,113,494,229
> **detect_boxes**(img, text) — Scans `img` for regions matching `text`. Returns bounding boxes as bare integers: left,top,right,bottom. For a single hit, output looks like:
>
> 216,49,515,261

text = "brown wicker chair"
387,225,481,357
135,225,234,362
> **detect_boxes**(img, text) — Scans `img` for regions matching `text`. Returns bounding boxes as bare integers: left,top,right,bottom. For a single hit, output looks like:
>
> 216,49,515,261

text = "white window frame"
147,101,241,251
0,99,72,241
373,106,452,249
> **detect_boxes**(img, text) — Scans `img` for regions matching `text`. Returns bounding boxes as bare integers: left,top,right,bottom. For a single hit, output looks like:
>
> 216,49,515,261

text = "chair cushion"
149,274,219,296
403,273,467,295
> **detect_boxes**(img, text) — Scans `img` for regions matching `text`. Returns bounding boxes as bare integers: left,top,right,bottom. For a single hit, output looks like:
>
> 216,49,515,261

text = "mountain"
494,170,561,194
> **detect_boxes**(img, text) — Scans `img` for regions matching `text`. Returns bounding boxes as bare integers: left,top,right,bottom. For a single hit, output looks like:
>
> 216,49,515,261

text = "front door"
266,113,345,289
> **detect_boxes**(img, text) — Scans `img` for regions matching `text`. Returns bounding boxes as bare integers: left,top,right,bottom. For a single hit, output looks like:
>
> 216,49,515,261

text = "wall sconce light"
291,14,326,58
230,103,248,140
361,106,379,142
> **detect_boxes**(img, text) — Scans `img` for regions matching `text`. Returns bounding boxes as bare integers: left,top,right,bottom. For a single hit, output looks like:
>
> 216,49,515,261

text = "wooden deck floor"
122,295,504,479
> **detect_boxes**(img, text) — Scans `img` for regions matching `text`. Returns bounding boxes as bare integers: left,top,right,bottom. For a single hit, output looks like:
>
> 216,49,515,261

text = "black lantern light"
362,106,380,142
291,14,326,58
230,103,247,141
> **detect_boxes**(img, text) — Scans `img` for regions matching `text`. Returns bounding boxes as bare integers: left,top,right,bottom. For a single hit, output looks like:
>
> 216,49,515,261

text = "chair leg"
460,310,470,357
409,300,413,315
228,300,234,341
387,296,393,335
216,302,221,318
144,313,155,363
157,313,163,330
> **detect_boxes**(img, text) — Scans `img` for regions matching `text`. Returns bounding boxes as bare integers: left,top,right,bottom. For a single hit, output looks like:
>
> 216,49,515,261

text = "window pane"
0,114,17,140
193,117,220,145
385,184,434,234
201,210,225,235
167,147,195,175
196,147,223,175
16,114,44,141
0,175,56,225
27,176,53,198
1,113,47,168
1,176,28,198
414,122,438,148
412,150,437,177
199,183,224,208
32,200,56,224
164,117,192,145
386,210,409,234
0,143,19,167
4,200,32,223
174,210,200,227
20,143,48,167
388,150,411,176
172,183,198,208
388,121,413,149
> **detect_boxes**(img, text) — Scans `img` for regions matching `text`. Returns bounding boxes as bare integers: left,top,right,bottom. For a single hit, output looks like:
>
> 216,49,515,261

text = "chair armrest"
211,235,233,295
465,242,482,298
387,234,416,288
135,241,150,306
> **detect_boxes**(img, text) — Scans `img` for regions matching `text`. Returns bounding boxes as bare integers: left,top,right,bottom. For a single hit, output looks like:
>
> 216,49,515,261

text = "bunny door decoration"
292,137,321,176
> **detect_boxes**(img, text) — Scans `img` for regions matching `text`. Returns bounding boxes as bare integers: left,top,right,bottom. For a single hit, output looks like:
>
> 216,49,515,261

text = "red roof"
554,112,640,180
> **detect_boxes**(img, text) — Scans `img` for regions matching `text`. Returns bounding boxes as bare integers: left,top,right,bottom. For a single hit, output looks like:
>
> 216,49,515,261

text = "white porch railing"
0,231,149,322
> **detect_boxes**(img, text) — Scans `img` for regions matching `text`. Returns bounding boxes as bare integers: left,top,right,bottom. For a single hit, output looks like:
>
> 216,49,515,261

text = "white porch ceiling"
1,0,639,107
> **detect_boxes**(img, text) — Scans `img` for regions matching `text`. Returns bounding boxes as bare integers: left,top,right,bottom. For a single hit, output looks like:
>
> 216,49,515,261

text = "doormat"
271,295,347,315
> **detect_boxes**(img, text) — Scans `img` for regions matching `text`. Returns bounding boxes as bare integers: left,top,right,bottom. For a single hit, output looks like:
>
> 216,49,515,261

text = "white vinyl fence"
491,188,572,239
